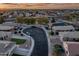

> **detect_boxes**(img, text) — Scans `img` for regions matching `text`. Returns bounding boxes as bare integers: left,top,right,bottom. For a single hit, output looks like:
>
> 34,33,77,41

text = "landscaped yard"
11,38,26,44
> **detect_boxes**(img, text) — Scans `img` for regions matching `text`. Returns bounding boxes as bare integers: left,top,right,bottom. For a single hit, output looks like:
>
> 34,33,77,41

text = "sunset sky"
0,3,79,9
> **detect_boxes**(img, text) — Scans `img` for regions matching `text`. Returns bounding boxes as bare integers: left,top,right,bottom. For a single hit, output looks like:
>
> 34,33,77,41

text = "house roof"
0,40,16,55
0,24,14,30
59,31,79,38
2,22,21,26
52,26,75,31
0,31,12,38
64,42,79,56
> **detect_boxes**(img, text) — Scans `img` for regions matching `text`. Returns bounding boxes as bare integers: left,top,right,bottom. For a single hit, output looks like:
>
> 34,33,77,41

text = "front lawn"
11,38,26,44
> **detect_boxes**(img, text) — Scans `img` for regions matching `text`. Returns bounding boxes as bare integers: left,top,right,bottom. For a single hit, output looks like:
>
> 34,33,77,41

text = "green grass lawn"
11,38,26,44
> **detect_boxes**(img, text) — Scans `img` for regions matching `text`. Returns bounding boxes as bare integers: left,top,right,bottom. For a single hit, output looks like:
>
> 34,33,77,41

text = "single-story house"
63,42,79,56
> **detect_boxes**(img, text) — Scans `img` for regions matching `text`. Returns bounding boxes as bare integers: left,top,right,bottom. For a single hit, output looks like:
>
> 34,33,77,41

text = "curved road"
23,26,48,56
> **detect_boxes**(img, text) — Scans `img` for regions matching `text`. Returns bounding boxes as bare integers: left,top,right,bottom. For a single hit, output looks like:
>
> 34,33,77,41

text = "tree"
24,17,36,24
16,17,36,24
65,13,79,22
51,18,55,23
0,16,4,24
29,18,36,24
16,16,24,23
50,31,54,35
51,19,55,23
76,29,79,31
16,16,48,25
53,44,64,56
37,17,49,25
56,32,59,35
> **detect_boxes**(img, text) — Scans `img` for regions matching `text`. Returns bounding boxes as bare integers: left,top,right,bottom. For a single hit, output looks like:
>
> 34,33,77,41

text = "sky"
0,3,79,9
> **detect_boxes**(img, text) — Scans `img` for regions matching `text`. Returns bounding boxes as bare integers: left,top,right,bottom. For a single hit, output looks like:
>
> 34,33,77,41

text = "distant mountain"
0,3,79,10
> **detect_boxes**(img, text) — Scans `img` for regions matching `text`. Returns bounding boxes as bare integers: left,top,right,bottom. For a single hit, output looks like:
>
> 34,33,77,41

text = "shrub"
53,44,64,56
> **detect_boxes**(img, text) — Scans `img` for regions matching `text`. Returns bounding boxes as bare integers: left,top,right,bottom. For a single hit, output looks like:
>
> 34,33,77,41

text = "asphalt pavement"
23,27,48,56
